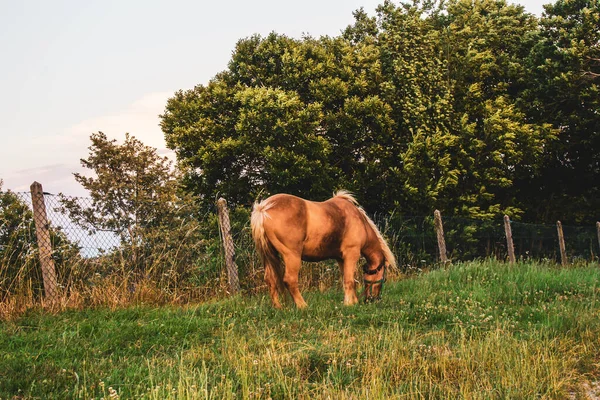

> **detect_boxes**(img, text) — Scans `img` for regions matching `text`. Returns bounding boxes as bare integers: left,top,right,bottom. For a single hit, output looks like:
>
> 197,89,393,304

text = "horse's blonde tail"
251,199,284,292
251,199,274,261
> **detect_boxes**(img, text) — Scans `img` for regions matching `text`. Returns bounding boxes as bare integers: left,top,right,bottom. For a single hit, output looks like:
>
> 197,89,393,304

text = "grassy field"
1,260,599,399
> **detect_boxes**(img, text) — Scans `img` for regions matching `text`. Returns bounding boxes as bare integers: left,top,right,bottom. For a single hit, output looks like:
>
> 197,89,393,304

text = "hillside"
2,261,599,399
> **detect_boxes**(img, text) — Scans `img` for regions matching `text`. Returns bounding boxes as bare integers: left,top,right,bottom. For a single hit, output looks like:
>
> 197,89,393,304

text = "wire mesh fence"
1,185,599,310
1,189,232,303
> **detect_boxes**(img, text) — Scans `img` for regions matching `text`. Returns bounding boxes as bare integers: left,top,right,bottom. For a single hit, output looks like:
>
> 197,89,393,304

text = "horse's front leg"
338,252,360,306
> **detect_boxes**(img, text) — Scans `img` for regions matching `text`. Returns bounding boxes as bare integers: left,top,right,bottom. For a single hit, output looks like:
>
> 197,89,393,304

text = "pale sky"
0,0,548,196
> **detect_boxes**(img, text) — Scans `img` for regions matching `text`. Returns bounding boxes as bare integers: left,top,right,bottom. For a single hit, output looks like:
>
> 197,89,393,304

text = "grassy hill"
1,260,599,399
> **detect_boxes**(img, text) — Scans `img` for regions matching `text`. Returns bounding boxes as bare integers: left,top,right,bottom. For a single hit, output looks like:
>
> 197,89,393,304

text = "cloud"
30,90,174,152
2,91,176,194
65,91,174,150
3,163,86,195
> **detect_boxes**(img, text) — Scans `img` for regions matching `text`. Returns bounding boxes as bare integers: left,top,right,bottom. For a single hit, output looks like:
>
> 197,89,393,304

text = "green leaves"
59,133,209,282
160,0,596,223
63,132,177,236
517,0,600,223
1,181,80,296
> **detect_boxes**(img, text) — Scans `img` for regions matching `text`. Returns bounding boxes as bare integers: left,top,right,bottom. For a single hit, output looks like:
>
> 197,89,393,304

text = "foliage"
61,132,180,239
0,181,35,271
160,0,593,223
2,261,599,398
0,180,80,298
59,133,208,285
160,6,467,214
437,0,558,218
518,0,600,223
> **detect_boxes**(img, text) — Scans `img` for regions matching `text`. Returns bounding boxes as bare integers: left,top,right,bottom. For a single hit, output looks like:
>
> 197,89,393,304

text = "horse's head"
362,261,386,303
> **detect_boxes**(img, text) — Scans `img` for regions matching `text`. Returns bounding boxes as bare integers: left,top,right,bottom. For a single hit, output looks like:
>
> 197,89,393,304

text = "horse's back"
260,193,367,261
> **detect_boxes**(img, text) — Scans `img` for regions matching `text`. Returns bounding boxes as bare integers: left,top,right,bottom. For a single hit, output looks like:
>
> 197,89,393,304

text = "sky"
0,0,548,196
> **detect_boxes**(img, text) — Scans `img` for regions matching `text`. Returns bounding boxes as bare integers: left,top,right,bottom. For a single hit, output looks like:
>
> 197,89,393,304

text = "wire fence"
1,187,599,310
1,190,231,304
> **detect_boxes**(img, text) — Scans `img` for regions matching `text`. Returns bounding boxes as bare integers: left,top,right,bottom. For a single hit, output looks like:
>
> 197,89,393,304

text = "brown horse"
251,191,396,308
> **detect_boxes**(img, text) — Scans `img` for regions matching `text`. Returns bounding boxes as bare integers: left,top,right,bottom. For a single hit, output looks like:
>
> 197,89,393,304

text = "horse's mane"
333,190,397,269
333,190,359,206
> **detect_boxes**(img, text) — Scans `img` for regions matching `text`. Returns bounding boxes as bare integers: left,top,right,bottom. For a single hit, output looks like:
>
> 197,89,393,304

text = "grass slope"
1,261,599,399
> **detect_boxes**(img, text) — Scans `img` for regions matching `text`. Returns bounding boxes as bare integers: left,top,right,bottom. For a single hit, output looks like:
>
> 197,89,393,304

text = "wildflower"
108,387,119,399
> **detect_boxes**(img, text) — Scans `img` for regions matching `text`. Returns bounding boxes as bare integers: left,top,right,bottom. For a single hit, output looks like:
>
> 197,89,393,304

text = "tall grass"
1,261,599,399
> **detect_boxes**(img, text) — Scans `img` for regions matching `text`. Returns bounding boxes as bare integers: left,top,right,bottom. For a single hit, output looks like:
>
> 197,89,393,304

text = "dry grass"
0,256,403,321
0,273,233,321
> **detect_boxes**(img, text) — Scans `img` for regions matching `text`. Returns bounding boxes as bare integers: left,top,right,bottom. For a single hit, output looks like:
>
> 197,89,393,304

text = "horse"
251,190,396,308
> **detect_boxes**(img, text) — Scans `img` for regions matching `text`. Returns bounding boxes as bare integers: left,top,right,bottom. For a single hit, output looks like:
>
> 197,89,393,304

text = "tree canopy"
60,132,207,281
160,0,599,223
61,132,180,241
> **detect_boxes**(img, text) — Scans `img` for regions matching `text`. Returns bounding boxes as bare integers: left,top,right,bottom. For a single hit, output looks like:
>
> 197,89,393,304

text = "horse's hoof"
343,297,359,306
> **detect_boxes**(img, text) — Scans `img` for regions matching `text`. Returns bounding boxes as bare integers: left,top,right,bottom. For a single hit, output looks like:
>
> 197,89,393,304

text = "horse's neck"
363,243,384,265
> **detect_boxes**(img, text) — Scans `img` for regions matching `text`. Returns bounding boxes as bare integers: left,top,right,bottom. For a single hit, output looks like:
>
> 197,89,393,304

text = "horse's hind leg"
264,258,283,309
281,254,308,309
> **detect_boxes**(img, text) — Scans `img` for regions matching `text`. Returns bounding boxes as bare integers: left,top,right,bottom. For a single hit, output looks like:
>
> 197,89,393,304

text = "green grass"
1,260,600,399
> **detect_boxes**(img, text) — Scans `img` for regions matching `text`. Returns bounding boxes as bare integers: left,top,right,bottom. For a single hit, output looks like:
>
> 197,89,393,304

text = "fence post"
30,181,58,301
216,198,240,294
504,215,516,264
596,222,600,262
434,210,448,264
557,220,568,266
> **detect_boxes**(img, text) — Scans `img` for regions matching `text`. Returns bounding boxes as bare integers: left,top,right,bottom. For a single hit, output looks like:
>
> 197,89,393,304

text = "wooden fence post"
596,222,600,262
216,198,240,294
434,210,448,264
557,220,568,266
30,182,58,301
504,215,516,264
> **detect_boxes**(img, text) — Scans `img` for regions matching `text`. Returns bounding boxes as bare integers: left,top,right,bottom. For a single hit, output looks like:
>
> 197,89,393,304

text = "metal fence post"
504,215,516,264
216,198,240,294
30,181,58,301
434,210,448,264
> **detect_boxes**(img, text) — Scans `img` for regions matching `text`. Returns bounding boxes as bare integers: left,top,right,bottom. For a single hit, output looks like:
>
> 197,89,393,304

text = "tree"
371,1,461,215
161,8,462,214
427,0,557,219
161,34,348,208
518,0,600,223
61,133,206,282
0,180,37,285
160,0,575,222
62,132,179,239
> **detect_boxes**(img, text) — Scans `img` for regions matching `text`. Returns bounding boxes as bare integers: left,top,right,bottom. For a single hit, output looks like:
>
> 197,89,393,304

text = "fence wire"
1,188,599,305
1,191,230,300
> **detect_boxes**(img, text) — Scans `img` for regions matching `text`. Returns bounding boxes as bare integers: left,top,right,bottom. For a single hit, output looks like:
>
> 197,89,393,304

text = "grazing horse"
251,191,396,308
